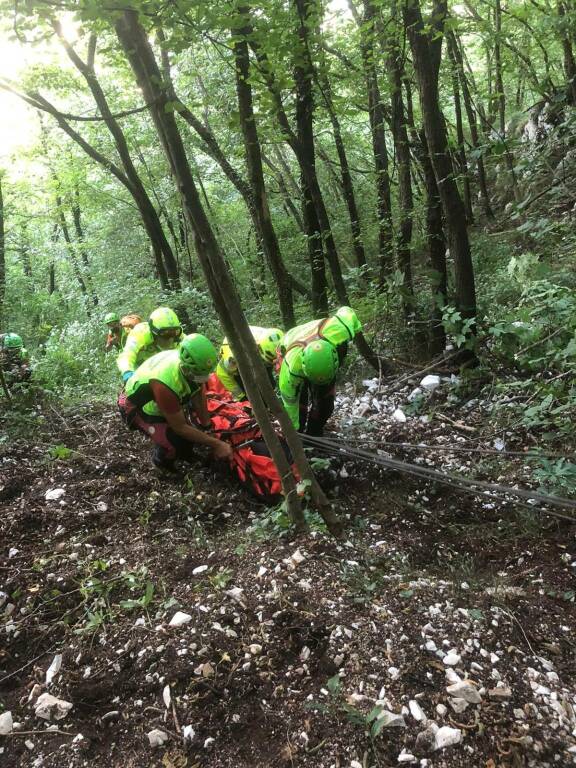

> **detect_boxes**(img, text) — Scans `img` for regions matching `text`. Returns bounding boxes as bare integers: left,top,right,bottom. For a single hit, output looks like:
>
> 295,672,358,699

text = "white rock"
192,565,208,575
443,652,461,666
434,726,462,750
285,549,305,569
425,640,437,652
169,611,192,627
162,685,171,709
0,712,13,735
45,654,62,686
436,704,447,717
204,737,215,748
409,700,427,722
351,762,363,768
224,587,245,605
392,408,407,423
249,644,263,655
0,590,7,608
446,682,482,703
420,375,441,392
388,666,400,680
45,488,65,501
147,728,168,747
375,710,406,728
398,750,417,763
257,566,267,577
8,548,19,559
25,740,34,751
449,697,469,713
34,693,73,721
182,724,195,741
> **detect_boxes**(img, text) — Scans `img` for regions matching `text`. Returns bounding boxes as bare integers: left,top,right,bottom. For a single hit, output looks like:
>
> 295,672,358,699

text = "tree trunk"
55,196,91,315
54,23,182,290
559,0,576,104
385,14,415,314
359,0,394,282
493,0,520,199
446,34,473,223
302,180,329,315
71,186,99,306
418,130,447,354
448,31,494,219
231,5,295,328
404,0,477,337
316,71,367,268
115,9,342,535
0,174,5,328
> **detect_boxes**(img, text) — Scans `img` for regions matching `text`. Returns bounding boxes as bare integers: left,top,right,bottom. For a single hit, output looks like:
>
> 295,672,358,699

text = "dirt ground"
1,381,575,768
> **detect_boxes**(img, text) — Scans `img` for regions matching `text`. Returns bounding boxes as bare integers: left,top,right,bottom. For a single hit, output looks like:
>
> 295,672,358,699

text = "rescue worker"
105,312,142,352
278,307,362,436
118,334,233,470
104,313,122,351
215,326,284,400
0,333,31,383
117,307,183,383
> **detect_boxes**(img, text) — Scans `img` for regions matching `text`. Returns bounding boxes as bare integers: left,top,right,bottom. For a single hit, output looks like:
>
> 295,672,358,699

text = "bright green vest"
126,350,194,417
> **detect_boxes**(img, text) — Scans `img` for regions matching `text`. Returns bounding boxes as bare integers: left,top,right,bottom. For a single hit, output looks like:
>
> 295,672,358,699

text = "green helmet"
3,333,23,350
258,328,284,365
104,312,120,325
149,307,181,337
302,339,339,384
179,333,217,382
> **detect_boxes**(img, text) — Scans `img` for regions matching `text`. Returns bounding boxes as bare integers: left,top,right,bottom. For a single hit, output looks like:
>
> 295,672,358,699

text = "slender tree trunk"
418,130,447,354
404,0,477,337
559,0,576,104
385,14,415,313
231,5,295,328
447,35,473,223
0,174,5,328
115,9,342,535
261,151,305,232
54,23,181,290
19,226,33,279
55,196,91,315
493,0,520,199
358,0,394,282
302,181,329,314
71,186,99,306
316,72,367,268
448,32,494,219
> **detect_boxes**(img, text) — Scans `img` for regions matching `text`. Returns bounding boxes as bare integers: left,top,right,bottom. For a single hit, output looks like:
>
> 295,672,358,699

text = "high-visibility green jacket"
216,325,278,400
126,349,198,418
279,307,362,428
117,322,180,376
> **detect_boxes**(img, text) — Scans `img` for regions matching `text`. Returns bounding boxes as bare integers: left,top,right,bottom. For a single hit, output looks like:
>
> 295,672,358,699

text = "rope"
300,434,576,521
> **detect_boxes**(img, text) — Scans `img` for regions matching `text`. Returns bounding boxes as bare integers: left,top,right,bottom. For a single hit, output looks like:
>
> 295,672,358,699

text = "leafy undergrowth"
0,396,575,768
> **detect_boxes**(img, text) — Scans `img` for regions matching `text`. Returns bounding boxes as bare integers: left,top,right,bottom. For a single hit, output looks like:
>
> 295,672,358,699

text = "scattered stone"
0,711,13,735
192,565,208,575
415,727,437,755
182,725,196,742
284,549,305,569
398,750,417,763
162,685,171,709
392,408,407,423
446,681,482,703
169,611,192,627
34,693,73,721
249,644,263,655
436,704,447,717
388,666,400,679
449,698,469,714
8,548,19,559
434,726,462,751
147,729,168,747
45,653,62,686
488,687,512,701
409,700,427,722
420,375,441,392
443,652,461,666
374,710,406,728
101,711,120,723
45,488,65,501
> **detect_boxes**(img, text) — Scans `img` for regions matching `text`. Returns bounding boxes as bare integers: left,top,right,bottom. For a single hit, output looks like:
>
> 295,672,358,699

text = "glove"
122,371,134,383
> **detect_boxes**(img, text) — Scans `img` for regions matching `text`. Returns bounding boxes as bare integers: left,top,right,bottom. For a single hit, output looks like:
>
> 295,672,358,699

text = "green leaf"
326,674,341,694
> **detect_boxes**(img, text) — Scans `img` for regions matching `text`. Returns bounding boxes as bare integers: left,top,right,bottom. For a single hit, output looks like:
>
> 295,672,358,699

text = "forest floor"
1,374,576,768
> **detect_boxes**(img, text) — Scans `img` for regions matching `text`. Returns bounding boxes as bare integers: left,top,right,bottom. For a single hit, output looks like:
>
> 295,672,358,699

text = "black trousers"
299,380,336,436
